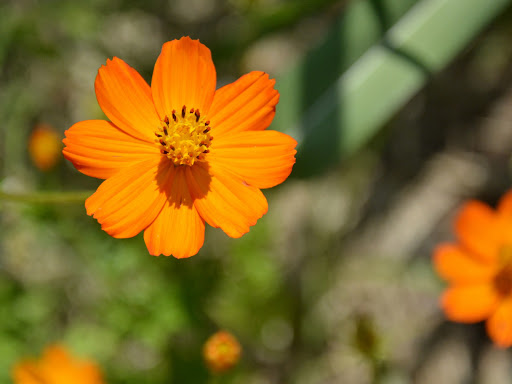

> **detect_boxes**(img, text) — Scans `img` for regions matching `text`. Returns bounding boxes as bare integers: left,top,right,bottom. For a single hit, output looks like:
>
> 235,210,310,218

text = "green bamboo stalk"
274,0,512,176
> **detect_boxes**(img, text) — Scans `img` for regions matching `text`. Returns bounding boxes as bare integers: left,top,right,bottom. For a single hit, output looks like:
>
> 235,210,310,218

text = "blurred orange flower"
12,344,105,384
433,190,512,347
28,124,61,171
203,330,241,373
63,36,297,258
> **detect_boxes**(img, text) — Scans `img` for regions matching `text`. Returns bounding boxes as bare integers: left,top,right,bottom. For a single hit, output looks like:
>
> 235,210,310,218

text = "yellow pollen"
155,105,212,166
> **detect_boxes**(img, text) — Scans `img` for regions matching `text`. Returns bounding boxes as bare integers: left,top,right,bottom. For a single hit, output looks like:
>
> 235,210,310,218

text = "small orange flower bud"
12,344,105,384
28,123,62,171
203,330,241,373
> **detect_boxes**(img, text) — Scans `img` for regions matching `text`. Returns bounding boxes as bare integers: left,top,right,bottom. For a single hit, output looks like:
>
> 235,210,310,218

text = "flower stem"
0,190,93,204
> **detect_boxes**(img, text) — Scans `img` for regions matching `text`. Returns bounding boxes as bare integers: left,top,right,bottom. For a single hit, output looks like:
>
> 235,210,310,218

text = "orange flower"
12,344,105,384
433,190,512,347
29,124,62,171
203,330,241,373
63,36,297,258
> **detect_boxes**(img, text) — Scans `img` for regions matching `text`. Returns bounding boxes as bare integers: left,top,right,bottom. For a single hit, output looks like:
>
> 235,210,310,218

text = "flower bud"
203,330,241,373
28,123,61,171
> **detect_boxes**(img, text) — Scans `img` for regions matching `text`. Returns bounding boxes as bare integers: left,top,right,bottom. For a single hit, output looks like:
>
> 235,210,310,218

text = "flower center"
155,105,212,166
494,245,512,296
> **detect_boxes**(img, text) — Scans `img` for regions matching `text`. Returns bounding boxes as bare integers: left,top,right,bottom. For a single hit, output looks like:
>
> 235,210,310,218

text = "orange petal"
85,157,171,238
186,162,268,238
486,298,512,348
63,120,160,179
151,37,216,119
144,167,205,258
433,243,496,284
12,344,105,384
95,57,160,143
441,283,499,323
11,360,41,384
208,130,297,189
208,71,279,137
454,200,500,263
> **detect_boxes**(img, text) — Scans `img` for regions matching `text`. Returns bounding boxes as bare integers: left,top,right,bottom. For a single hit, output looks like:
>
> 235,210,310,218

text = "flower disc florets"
155,105,212,166
494,245,512,296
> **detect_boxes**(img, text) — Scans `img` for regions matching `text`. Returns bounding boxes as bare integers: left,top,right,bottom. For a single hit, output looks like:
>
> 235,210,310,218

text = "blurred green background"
2,0,512,383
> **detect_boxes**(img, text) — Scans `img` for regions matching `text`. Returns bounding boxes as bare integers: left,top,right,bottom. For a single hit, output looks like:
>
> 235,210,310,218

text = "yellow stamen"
155,105,212,166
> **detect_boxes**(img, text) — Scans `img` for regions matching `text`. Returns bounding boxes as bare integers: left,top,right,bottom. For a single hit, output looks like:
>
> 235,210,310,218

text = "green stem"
0,190,93,204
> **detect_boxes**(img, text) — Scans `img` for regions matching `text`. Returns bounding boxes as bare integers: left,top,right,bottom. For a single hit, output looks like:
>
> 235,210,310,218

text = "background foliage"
2,0,512,383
